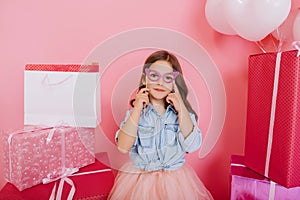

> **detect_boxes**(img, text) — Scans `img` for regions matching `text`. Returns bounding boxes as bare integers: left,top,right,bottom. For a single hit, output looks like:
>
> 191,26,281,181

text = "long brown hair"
130,50,198,120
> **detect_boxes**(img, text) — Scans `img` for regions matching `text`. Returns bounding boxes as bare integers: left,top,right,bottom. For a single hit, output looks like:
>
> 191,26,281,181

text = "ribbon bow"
49,177,76,200
47,168,112,200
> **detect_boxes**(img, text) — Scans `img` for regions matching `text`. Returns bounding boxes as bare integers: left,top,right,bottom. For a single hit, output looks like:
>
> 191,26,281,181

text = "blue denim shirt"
116,103,202,171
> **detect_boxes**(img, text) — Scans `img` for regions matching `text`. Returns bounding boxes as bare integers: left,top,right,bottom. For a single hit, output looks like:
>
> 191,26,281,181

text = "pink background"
1,1,297,199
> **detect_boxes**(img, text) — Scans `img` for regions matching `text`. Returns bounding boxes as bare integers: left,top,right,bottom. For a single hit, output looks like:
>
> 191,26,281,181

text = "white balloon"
204,0,236,35
293,12,300,41
225,0,291,41
272,7,298,42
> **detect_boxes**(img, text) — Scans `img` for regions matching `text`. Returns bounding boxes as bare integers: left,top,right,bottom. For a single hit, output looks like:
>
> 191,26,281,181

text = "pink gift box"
2,126,95,191
231,155,300,200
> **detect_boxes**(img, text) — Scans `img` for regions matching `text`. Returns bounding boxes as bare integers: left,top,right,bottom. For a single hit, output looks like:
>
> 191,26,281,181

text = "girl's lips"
153,88,165,92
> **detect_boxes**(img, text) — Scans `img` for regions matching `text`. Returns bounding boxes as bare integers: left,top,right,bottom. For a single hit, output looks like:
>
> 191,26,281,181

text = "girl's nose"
157,78,163,85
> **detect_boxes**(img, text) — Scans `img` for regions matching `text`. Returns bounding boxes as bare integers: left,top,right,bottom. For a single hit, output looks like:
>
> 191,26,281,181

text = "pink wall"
0,0,265,199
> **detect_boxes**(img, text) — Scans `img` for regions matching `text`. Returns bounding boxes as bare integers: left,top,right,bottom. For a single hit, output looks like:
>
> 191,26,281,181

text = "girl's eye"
164,75,175,82
149,73,159,79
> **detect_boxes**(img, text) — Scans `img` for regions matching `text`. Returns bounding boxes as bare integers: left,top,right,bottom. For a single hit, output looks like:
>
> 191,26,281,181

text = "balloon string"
277,39,283,53
255,41,267,53
273,28,284,52
269,33,278,52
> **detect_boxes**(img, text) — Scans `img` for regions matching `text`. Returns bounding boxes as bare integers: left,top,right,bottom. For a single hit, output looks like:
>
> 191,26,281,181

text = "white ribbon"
48,168,112,200
42,168,79,184
61,128,66,178
46,122,68,144
7,132,17,182
70,168,112,176
292,41,300,57
269,181,276,200
230,163,246,168
44,123,72,184
49,177,75,200
46,128,56,144
264,52,282,177
43,125,80,189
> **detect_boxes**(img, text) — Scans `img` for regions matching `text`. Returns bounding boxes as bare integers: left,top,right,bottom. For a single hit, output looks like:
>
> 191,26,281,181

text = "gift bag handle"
42,74,73,86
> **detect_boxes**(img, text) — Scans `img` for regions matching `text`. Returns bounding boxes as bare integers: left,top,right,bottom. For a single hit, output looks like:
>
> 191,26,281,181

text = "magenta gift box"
2,126,95,191
245,50,300,188
231,155,300,200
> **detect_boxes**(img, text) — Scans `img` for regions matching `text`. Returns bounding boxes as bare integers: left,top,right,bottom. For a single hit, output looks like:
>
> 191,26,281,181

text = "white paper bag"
24,64,100,127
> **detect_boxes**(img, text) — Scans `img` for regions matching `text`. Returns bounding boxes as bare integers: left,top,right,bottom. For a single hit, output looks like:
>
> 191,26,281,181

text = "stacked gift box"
230,50,300,199
230,155,300,200
1,64,115,199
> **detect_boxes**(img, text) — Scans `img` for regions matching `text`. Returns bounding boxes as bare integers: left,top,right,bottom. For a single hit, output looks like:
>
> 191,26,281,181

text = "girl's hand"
134,88,150,111
166,84,184,113
167,84,194,137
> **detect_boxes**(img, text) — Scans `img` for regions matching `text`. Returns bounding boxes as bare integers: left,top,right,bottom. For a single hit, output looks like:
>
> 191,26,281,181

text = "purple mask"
145,68,179,84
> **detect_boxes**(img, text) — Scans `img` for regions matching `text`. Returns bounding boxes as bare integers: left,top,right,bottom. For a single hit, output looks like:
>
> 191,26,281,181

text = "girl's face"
145,60,177,100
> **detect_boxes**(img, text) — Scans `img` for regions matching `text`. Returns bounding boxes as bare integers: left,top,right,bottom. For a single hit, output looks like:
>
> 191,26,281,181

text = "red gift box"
0,153,115,200
245,50,300,188
230,155,300,200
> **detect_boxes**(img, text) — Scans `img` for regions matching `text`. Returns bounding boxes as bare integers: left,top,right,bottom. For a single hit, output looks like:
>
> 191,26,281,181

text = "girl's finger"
166,96,174,105
138,88,150,94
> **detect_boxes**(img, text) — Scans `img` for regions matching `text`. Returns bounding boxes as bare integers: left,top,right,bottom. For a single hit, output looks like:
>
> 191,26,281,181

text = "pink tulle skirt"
108,162,214,200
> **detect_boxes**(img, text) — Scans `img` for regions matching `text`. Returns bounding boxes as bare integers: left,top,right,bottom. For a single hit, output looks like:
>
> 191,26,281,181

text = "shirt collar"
144,103,177,114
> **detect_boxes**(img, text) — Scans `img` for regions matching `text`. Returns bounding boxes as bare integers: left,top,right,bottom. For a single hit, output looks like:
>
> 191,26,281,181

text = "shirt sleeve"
177,113,202,153
115,109,138,146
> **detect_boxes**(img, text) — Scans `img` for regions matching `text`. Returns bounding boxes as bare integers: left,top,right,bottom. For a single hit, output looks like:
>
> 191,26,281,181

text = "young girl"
108,50,214,200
